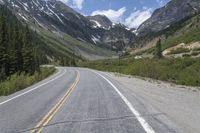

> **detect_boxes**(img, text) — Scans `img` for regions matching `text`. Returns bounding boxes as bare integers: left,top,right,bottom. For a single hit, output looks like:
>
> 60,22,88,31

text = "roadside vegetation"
0,6,57,96
0,67,56,96
169,47,190,55
0,6,40,80
158,14,200,50
79,57,200,87
80,38,200,87
136,14,200,56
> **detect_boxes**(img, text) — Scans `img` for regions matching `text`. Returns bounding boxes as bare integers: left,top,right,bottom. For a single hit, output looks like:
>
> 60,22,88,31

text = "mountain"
0,0,135,51
87,15,135,49
137,0,200,37
2,0,94,42
0,0,117,60
0,4,47,78
87,15,113,30
0,3,84,68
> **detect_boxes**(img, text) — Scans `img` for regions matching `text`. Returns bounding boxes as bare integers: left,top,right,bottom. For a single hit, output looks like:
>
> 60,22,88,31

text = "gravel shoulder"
104,72,200,133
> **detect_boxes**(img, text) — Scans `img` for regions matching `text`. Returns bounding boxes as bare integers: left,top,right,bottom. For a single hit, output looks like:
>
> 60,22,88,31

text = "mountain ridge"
137,0,200,37
1,0,135,51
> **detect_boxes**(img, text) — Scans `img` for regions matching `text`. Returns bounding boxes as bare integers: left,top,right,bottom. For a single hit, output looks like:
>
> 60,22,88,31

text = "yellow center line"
30,70,80,133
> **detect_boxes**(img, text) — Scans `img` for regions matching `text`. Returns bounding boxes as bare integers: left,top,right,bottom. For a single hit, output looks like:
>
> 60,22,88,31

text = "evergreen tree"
0,5,43,80
60,57,65,66
33,47,40,72
0,4,77,80
71,58,76,66
65,57,70,66
0,65,6,81
155,38,163,59
22,26,35,74
8,24,16,74
0,15,9,76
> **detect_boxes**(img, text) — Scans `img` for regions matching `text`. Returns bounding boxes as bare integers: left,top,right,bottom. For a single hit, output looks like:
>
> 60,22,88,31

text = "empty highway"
0,67,199,133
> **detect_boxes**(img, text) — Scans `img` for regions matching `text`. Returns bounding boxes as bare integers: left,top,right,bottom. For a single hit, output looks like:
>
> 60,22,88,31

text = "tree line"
0,6,39,80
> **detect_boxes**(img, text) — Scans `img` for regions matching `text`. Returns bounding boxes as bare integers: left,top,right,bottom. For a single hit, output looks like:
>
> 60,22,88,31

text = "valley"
0,0,135,61
0,0,200,133
0,0,199,86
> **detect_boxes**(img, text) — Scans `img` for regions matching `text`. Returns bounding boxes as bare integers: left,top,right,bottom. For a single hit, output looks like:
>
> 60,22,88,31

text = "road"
0,67,199,133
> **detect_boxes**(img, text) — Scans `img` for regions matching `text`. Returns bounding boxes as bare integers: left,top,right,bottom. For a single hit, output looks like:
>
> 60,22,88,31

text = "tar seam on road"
93,70,156,133
18,113,164,133
0,69,67,106
30,70,80,133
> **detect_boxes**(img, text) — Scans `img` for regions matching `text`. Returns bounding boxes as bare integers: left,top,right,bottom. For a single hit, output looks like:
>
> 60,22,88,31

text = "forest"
0,6,41,81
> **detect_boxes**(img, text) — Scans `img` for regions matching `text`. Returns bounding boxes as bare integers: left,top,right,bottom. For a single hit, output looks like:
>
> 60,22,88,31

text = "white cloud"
59,0,69,3
58,0,84,10
56,0,152,29
72,0,84,9
125,8,152,29
156,0,164,6
91,7,126,23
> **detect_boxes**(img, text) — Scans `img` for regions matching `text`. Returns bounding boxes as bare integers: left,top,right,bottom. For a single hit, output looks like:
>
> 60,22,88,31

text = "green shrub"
182,54,191,57
79,57,200,87
191,51,199,56
170,47,190,54
0,67,56,96
193,47,200,51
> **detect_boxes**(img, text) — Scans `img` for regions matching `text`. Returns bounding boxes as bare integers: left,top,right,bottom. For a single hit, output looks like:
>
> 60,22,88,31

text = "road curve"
0,67,188,133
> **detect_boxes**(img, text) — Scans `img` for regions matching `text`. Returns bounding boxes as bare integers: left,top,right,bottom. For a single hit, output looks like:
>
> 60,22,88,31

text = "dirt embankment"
163,41,200,56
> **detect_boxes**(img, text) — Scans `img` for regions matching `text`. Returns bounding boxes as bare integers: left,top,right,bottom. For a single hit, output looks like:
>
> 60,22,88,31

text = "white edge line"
0,69,67,106
93,70,156,133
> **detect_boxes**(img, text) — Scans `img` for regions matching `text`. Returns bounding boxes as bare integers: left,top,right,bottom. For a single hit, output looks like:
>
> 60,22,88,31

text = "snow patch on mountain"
18,12,28,21
91,35,100,44
90,20,102,28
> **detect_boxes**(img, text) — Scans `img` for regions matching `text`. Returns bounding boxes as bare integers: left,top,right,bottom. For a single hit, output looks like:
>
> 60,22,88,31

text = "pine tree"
22,25,35,74
65,57,70,66
0,5,41,79
71,58,76,66
0,16,5,68
33,48,40,72
14,23,23,72
7,24,15,74
0,65,6,81
0,15,9,77
155,38,163,59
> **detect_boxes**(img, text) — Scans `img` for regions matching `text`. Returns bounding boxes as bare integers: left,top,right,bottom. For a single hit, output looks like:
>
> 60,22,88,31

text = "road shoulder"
102,71,200,133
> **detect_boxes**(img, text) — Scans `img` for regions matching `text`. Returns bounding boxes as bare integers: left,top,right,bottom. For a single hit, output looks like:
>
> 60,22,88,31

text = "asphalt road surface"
0,67,199,133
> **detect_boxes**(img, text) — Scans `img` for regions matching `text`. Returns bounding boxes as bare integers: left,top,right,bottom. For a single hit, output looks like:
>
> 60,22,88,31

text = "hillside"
137,0,200,37
79,57,200,87
0,0,135,53
0,4,82,68
161,14,200,49
0,5,41,79
133,13,200,58
79,0,200,87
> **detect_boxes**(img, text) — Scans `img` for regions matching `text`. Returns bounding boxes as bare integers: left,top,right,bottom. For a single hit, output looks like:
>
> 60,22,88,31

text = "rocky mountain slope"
1,0,135,51
87,15,113,30
137,0,200,36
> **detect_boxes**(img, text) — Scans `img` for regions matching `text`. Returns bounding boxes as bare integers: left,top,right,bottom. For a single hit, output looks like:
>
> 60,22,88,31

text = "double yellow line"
30,70,80,133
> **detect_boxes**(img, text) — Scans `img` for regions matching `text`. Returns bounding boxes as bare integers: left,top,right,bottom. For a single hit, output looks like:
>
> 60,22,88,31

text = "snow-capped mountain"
1,0,135,50
87,15,113,30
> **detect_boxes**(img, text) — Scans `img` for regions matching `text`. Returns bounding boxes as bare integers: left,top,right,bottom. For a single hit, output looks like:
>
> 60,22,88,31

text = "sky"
59,0,170,29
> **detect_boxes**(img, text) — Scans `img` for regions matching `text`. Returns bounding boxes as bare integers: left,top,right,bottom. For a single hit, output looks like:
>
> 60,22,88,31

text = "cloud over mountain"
125,8,152,28
91,7,126,23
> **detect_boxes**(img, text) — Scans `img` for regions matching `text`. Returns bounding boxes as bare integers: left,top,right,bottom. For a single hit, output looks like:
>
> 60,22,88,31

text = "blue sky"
60,0,170,28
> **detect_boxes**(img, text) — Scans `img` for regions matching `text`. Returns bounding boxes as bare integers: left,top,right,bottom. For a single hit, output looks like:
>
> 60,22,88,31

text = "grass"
0,67,56,96
79,57,200,87
162,27,200,50
36,25,116,59
162,15,200,50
